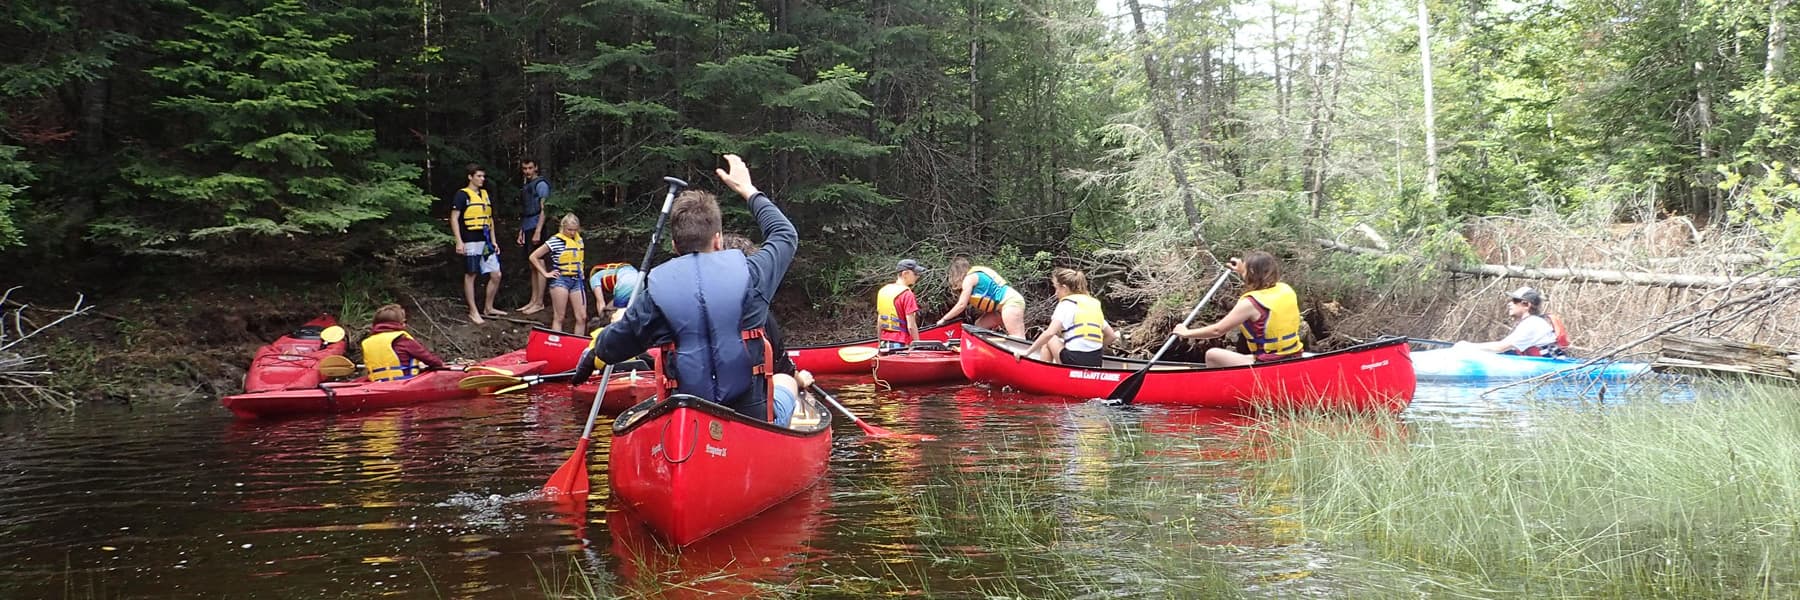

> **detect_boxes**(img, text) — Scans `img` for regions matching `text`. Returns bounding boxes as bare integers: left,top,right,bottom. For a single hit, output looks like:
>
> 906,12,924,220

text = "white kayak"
1411,347,1650,381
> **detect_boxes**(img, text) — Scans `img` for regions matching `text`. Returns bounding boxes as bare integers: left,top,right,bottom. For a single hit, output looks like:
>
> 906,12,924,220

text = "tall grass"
1248,383,1800,598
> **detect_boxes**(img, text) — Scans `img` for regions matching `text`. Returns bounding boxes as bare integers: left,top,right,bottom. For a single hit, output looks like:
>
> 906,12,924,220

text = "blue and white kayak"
1411,347,1650,381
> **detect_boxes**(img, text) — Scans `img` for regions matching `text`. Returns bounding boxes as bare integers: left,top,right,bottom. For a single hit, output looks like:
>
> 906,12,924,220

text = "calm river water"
0,377,1659,598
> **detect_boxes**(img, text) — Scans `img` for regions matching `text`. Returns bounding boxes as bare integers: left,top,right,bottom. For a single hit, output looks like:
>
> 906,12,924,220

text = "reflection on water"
0,377,1691,597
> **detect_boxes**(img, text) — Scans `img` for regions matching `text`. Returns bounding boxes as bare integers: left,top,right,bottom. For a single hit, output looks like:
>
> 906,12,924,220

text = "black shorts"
1059,348,1103,368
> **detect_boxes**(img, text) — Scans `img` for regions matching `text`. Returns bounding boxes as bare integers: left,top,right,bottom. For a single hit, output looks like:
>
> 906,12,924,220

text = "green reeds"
1247,382,1800,598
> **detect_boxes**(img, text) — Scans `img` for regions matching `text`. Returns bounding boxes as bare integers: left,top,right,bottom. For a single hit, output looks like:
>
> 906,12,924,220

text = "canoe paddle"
1103,269,1233,406
545,176,686,498
810,383,935,441
838,346,880,363
317,355,357,378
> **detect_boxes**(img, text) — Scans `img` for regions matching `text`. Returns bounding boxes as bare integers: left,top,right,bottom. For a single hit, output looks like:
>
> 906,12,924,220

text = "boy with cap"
1454,286,1569,357
876,259,927,353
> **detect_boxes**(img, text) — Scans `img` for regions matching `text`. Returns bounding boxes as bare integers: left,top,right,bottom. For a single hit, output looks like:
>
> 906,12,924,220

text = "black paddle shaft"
1105,269,1234,404
574,177,686,440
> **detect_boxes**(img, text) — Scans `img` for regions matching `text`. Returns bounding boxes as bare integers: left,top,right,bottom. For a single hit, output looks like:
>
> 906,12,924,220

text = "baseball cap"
1506,286,1543,306
896,259,928,275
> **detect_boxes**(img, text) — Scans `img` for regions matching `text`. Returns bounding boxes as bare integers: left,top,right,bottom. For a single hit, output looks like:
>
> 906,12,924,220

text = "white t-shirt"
1053,299,1103,353
1499,315,1558,353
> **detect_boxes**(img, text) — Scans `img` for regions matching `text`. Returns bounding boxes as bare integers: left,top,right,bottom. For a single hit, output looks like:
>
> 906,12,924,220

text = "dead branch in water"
1315,238,1800,289
1,287,92,410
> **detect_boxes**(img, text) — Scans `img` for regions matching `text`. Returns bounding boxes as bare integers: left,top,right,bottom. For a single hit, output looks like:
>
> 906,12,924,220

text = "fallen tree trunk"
1653,334,1800,382
1315,238,1800,289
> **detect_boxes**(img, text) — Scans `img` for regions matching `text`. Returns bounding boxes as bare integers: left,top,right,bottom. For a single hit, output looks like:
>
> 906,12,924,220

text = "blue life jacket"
646,250,772,417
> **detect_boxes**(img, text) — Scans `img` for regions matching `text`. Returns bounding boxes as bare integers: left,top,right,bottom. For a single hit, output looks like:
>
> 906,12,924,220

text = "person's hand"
516,231,525,246
540,270,557,280
1172,324,1193,338
797,370,814,389
530,231,541,246
936,317,948,326
456,241,467,254
715,154,760,200
1012,350,1025,362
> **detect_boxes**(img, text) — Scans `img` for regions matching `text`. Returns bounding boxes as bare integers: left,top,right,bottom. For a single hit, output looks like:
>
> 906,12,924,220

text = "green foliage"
0,145,31,249
107,0,427,256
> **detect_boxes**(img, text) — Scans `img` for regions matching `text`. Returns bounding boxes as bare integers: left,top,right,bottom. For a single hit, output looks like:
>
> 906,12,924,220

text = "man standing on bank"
450,163,505,325
516,158,552,315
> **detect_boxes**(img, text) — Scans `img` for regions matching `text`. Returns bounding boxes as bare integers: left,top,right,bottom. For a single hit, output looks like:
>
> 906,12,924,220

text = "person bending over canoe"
1014,268,1119,367
1453,286,1569,358
877,259,928,353
574,155,801,426
362,304,452,381
528,213,589,335
588,262,641,327
1171,252,1305,367
936,258,1027,337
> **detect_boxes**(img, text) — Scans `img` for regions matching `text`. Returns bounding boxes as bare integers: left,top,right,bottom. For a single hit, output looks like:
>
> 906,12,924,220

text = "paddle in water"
544,176,686,498
811,383,936,441
1103,268,1234,406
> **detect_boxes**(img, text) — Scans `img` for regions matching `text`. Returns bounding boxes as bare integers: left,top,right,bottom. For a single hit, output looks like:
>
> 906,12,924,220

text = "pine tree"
107,0,427,258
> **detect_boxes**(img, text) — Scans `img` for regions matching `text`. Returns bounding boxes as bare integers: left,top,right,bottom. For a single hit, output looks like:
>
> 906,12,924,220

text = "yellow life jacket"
876,283,912,335
362,330,420,382
1238,282,1303,356
967,266,1012,315
1058,293,1107,346
459,186,493,232
552,232,584,277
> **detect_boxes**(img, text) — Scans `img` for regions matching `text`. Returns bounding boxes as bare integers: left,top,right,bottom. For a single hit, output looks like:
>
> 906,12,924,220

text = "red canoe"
872,349,967,387
221,350,547,420
609,392,832,546
569,369,662,416
959,327,1415,411
242,315,346,393
787,323,961,375
525,326,589,374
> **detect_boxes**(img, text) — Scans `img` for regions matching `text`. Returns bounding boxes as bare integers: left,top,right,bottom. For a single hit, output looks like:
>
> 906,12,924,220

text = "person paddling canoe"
574,155,801,427
1014,268,1119,367
1453,286,1570,358
877,259,928,353
722,233,799,379
1171,251,1305,367
936,258,1027,337
362,304,451,381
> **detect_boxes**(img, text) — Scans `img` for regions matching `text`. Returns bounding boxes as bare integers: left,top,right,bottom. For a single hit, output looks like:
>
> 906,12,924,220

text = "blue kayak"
1411,347,1650,381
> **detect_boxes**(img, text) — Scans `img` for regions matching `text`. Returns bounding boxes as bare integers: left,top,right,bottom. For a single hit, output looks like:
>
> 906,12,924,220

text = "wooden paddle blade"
317,355,357,378
319,325,346,344
456,374,523,390
543,437,593,497
837,346,880,363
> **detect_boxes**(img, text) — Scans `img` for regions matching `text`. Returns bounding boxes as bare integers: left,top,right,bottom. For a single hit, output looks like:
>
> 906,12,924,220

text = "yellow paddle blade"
464,365,518,376
457,374,523,390
494,382,531,395
319,325,346,344
318,355,357,378
838,346,880,363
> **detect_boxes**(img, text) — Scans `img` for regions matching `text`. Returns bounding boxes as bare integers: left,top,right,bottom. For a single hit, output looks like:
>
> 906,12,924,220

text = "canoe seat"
786,393,827,430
